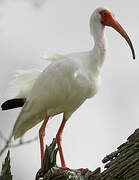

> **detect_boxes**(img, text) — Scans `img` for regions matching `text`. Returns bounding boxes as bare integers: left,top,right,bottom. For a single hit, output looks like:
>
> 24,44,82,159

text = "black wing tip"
1,101,10,110
1,98,25,111
1,103,9,110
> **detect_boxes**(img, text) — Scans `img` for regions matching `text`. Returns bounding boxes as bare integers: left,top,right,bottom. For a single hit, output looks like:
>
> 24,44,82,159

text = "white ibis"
1,7,135,169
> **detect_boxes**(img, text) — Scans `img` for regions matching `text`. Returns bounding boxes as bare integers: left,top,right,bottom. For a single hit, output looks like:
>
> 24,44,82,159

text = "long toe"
58,166,70,171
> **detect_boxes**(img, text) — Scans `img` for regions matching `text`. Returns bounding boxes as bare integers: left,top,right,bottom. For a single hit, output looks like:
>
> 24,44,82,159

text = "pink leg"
56,118,67,168
39,116,50,167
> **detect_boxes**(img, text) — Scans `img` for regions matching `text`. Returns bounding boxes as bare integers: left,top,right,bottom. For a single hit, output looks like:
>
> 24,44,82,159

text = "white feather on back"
6,69,42,99
6,53,65,100
41,53,65,61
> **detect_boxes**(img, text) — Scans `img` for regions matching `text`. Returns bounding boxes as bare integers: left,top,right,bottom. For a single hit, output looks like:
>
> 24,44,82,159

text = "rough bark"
0,151,12,180
1,129,139,180
35,129,139,180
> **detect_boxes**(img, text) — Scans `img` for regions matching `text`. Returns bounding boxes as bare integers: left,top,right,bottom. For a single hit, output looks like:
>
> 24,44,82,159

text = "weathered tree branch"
35,128,139,180
0,131,38,157
0,151,12,180
0,133,12,157
0,129,139,179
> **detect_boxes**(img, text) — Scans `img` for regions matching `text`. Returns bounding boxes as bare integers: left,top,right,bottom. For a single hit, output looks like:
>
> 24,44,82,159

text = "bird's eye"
103,12,107,16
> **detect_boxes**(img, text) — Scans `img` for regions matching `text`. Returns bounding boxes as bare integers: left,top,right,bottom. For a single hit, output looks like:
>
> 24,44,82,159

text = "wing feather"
13,59,89,138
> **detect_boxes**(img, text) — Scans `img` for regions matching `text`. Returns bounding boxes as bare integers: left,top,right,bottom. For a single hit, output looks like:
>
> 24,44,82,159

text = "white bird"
1,7,135,169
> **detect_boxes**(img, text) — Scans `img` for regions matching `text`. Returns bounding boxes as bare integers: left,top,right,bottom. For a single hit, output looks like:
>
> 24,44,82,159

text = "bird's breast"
86,73,101,98
72,68,101,99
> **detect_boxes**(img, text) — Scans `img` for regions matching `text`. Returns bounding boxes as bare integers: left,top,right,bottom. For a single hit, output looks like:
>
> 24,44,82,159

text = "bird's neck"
90,21,107,70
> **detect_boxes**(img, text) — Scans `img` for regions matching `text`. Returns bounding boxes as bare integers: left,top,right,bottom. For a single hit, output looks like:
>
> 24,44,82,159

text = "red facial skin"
99,9,135,59
99,9,115,26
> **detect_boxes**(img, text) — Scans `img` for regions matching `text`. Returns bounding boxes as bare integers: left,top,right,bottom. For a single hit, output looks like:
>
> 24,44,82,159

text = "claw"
76,168,85,171
58,167,85,172
58,166,70,171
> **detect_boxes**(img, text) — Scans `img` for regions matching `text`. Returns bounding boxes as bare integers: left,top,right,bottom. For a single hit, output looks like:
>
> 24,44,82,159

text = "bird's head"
90,8,135,59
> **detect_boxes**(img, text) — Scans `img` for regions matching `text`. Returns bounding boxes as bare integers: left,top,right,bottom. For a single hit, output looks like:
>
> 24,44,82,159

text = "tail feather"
1,98,26,110
6,69,42,99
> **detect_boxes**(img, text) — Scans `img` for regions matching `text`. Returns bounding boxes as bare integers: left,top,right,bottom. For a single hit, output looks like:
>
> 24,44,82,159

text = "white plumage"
11,7,135,137
2,7,135,168
13,50,102,138
7,69,42,99
7,53,65,100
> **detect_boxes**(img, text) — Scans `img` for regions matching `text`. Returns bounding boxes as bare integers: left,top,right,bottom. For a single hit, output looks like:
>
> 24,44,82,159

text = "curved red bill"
108,17,135,60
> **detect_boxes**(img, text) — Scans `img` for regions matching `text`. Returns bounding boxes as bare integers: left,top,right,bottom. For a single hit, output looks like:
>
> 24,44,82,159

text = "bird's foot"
58,166,70,171
76,168,85,171
58,166,85,171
